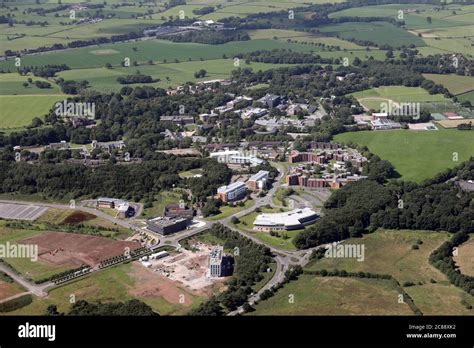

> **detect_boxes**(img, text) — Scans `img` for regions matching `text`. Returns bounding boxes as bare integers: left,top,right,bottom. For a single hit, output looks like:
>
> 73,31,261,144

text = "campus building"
209,150,264,167
253,208,319,232
146,216,191,236
209,246,234,278
217,182,247,202
246,170,269,191
163,204,195,219
96,198,134,218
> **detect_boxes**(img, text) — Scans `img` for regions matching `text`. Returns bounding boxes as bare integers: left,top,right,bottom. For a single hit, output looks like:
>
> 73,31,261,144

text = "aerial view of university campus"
0,0,472,346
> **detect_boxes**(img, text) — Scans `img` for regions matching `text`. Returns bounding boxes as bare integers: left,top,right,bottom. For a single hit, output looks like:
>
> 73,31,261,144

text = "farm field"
0,38,319,70
329,4,474,29
458,90,474,105
423,74,474,96
334,129,474,182
317,21,425,48
305,229,450,284
56,59,294,93
248,276,414,315
0,223,73,283
5,262,204,316
350,86,448,111
453,237,474,277
0,73,63,95
415,25,474,57
248,28,370,50
0,95,66,129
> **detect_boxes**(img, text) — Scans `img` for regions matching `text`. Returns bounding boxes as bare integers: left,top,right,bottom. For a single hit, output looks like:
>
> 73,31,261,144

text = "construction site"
139,242,224,293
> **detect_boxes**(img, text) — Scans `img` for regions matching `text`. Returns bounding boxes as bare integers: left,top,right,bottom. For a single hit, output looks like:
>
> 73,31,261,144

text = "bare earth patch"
128,262,193,306
20,231,141,267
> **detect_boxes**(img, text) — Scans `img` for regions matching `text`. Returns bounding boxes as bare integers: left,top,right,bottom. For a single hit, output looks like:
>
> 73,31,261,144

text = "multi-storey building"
217,181,247,202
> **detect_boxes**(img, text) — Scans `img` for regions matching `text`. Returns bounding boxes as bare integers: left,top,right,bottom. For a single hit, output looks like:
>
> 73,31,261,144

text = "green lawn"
206,199,255,221
334,129,474,182
141,190,183,218
0,95,67,129
231,206,302,251
178,168,203,178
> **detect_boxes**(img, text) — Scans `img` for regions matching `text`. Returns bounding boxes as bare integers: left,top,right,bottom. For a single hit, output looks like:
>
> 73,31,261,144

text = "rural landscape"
0,0,473,344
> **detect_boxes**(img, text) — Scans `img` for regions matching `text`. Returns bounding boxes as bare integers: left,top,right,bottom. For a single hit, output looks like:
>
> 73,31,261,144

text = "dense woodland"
164,30,250,44
46,299,157,316
0,155,231,203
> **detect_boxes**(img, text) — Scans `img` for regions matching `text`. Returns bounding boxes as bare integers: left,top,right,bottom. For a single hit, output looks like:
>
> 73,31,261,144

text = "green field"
249,275,414,315
0,94,66,129
141,190,183,218
423,74,474,96
318,21,425,48
248,29,369,50
305,229,450,284
0,39,319,70
56,59,294,93
0,73,63,95
251,229,473,315
178,168,203,178
6,262,203,316
205,199,255,221
458,90,474,105
335,129,474,182
328,3,474,57
350,86,448,111
329,3,474,29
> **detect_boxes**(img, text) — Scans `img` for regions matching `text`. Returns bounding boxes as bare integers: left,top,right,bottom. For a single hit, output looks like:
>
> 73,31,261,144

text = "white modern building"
253,207,319,232
247,170,269,191
210,150,264,167
217,181,247,202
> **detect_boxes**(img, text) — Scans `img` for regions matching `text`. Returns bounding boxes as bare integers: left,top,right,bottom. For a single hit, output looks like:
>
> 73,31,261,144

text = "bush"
0,294,32,312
